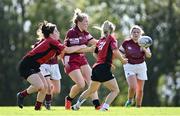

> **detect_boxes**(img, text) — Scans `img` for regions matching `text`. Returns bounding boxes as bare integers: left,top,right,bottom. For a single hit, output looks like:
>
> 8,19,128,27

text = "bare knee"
53,88,60,94
137,89,143,94
112,87,120,95
36,84,45,92
129,86,136,92
76,82,86,90
37,83,48,93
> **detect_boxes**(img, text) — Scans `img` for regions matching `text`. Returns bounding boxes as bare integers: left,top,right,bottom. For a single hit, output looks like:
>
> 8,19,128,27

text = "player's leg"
72,81,101,110
136,78,145,107
65,69,85,109
17,73,46,109
100,78,119,111
39,64,53,110
44,77,53,110
34,72,48,110
80,64,100,109
125,75,137,107
136,65,147,107
51,79,60,94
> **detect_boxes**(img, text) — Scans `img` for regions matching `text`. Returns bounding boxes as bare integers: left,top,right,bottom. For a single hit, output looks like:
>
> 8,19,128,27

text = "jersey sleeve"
119,45,125,53
33,39,44,48
110,37,118,50
86,33,93,41
50,39,66,55
64,31,71,46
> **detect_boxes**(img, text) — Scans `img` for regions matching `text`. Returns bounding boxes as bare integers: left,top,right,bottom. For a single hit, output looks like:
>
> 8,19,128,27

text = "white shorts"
123,62,148,80
40,64,62,80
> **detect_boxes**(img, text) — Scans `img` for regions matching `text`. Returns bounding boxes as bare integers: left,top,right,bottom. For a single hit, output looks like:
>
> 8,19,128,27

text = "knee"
44,83,49,91
77,82,86,90
137,89,143,94
37,83,48,93
113,87,120,95
53,88,61,94
129,86,136,92
46,84,52,93
37,84,46,92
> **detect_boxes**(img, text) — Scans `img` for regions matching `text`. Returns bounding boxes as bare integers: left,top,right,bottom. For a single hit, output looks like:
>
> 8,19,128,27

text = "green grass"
0,106,180,116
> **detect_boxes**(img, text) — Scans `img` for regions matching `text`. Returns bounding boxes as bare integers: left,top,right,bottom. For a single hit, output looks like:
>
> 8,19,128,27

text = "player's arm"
113,48,128,64
54,39,87,57
76,37,98,53
88,38,98,45
64,45,87,54
76,45,96,53
142,47,152,58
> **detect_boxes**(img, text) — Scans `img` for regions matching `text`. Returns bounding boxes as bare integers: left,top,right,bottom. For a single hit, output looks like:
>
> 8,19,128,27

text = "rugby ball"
138,36,153,48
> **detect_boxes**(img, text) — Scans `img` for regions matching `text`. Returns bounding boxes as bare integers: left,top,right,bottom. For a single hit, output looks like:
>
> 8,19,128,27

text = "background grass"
0,106,180,116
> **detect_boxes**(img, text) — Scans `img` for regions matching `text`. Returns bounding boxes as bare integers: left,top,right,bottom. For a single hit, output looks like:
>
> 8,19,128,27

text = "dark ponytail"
37,21,56,38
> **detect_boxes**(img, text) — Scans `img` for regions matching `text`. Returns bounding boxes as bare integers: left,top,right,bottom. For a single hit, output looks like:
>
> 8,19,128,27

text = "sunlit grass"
0,106,180,116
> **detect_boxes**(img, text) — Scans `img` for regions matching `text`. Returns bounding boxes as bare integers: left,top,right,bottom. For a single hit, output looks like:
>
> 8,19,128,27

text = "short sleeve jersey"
64,26,93,60
94,35,118,67
64,26,93,47
34,39,59,64
121,39,145,64
24,37,65,64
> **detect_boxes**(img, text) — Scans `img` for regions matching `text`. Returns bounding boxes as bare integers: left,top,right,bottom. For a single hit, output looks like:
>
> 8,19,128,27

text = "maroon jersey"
63,26,93,74
121,38,145,64
94,35,118,67
24,37,65,64
64,26,93,47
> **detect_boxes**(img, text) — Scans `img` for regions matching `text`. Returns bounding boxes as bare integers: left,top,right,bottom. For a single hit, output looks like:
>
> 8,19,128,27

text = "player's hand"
89,45,96,52
120,57,128,64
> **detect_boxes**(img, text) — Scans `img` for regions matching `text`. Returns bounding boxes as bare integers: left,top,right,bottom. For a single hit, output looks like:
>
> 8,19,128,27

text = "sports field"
0,106,180,116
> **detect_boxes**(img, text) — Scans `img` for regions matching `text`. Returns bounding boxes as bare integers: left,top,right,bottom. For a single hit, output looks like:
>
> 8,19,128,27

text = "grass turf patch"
0,106,179,116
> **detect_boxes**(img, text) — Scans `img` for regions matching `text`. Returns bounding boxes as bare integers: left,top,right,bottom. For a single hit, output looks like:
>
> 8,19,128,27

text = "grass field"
0,106,180,116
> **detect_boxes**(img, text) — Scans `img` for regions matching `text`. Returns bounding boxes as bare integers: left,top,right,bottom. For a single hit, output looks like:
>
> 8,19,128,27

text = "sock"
127,98,133,102
45,94,52,103
35,101,42,110
92,99,100,108
20,90,29,97
76,98,86,107
66,95,73,101
101,103,109,110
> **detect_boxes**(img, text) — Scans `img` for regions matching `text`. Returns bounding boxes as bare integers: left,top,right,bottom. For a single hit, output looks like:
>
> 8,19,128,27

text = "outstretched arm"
113,49,128,64
76,45,96,53
64,45,87,54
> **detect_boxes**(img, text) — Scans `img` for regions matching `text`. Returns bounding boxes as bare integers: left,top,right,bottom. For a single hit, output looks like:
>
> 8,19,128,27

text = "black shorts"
18,57,40,79
91,63,114,82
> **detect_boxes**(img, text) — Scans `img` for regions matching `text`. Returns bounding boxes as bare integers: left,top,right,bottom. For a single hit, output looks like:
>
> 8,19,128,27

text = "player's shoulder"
108,35,116,41
46,37,59,44
124,38,131,42
66,27,76,37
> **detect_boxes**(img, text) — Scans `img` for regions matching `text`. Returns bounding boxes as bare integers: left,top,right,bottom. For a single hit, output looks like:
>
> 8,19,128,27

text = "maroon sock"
20,90,29,97
35,101,42,110
45,94,52,102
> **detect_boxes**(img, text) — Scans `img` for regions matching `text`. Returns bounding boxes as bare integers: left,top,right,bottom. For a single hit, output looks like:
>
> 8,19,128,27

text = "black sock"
92,99,100,108
66,95,73,101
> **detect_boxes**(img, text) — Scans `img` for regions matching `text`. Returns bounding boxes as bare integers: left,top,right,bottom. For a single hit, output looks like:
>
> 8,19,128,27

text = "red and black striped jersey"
24,37,65,64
